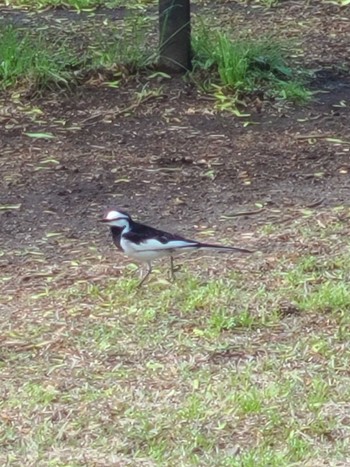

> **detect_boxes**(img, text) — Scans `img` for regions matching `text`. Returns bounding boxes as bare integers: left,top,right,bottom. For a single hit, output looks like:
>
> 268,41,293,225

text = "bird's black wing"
124,221,196,246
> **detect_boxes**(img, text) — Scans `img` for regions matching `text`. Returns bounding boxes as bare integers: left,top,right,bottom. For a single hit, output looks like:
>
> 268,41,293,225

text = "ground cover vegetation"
1,0,311,108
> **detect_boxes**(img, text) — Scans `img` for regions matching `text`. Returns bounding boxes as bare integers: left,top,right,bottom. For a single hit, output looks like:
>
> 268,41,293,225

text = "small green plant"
214,35,250,89
90,15,154,72
298,281,350,314
191,25,311,107
0,26,79,90
278,81,312,103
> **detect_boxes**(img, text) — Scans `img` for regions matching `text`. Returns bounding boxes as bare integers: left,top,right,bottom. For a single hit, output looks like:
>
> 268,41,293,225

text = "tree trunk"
159,0,191,73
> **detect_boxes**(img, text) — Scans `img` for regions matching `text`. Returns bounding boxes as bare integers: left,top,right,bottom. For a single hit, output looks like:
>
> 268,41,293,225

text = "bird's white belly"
121,238,172,263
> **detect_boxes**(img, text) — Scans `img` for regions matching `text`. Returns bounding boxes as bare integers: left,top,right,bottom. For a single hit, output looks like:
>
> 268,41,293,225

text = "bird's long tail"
196,242,253,254
137,241,253,254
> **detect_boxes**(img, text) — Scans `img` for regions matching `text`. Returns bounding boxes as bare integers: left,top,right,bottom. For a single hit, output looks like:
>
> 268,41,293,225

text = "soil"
1,0,350,277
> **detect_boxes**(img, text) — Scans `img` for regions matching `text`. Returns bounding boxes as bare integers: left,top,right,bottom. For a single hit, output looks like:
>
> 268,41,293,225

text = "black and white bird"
100,208,252,286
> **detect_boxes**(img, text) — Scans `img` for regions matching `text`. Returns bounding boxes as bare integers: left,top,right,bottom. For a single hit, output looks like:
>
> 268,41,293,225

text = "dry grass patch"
1,208,350,465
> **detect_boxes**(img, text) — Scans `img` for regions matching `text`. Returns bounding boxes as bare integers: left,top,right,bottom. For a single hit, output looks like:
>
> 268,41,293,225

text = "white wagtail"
99,208,253,286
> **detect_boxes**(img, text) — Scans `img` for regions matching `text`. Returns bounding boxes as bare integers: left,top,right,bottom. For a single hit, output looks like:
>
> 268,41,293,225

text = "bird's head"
99,209,131,229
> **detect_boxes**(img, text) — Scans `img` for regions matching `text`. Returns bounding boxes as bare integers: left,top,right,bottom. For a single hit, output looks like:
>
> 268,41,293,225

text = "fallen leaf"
0,204,21,210
24,132,56,139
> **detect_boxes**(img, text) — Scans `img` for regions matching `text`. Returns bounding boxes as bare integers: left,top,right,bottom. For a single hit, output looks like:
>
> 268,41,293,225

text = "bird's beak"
98,217,124,223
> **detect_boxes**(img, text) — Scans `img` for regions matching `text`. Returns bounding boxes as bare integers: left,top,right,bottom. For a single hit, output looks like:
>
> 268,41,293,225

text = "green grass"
2,208,350,465
89,14,154,71
254,0,280,6
0,16,153,90
279,81,312,103
192,26,311,105
0,6,311,110
1,0,135,10
0,5,311,109
0,26,79,90
1,0,289,9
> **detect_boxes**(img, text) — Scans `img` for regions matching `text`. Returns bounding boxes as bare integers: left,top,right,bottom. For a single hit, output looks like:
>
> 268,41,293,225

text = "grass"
89,14,155,71
0,14,154,90
1,0,290,8
254,0,280,6
0,26,79,90
191,26,311,105
2,208,350,465
0,4,311,108
2,0,132,9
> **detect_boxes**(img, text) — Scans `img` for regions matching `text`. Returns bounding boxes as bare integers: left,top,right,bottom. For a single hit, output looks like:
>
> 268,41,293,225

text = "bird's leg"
137,262,152,288
170,256,176,281
169,255,182,280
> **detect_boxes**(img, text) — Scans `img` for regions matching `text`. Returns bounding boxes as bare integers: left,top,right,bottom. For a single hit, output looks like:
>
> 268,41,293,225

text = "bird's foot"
169,265,181,282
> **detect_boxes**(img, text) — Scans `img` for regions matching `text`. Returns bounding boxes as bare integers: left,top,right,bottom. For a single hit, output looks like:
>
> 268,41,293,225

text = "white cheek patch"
105,210,121,221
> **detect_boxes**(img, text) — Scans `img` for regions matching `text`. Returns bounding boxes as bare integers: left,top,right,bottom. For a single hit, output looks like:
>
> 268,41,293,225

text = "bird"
99,208,253,287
